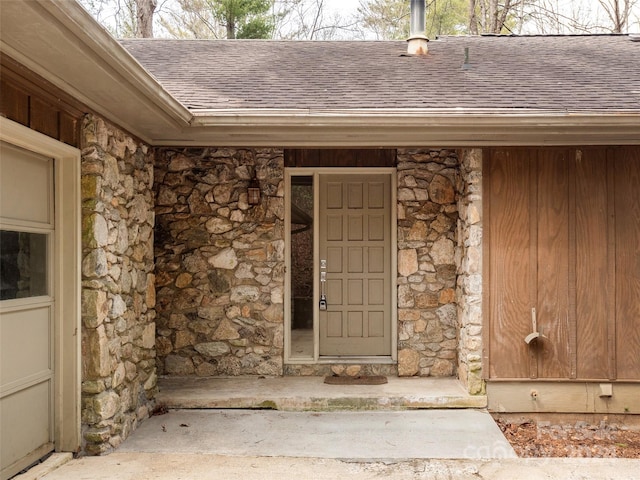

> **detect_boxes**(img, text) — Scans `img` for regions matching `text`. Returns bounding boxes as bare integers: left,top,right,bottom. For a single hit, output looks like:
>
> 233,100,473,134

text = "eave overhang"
183,109,640,148
0,0,191,145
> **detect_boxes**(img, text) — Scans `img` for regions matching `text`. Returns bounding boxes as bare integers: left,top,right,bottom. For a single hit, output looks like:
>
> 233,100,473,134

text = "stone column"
456,148,484,394
397,149,459,377
80,114,157,454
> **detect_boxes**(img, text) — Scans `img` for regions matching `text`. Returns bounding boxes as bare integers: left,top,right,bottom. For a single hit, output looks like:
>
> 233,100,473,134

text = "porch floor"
156,376,487,411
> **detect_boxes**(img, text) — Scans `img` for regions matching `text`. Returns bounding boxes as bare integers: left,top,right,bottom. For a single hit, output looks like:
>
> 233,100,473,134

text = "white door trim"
0,117,81,454
285,167,397,364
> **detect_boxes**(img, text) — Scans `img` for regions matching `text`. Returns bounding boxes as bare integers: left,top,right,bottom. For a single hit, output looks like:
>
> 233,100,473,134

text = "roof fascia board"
171,111,640,147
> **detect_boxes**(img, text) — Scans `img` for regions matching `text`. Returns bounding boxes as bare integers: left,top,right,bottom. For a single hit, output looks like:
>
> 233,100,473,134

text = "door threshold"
318,356,396,365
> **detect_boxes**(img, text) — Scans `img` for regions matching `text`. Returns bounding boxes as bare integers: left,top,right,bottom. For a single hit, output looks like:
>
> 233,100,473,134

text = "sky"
84,0,640,37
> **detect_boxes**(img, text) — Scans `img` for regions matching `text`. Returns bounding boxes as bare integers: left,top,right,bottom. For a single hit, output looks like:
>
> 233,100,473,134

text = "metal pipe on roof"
407,0,428,55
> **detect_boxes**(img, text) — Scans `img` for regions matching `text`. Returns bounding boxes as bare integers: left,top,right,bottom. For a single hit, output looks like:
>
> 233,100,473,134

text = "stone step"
156,376,487,411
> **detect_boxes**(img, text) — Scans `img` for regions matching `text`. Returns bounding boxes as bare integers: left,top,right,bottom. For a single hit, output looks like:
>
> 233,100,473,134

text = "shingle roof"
121,35,640,113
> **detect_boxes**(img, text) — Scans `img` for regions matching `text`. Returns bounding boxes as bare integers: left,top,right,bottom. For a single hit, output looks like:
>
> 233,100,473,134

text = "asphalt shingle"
121,35,640,113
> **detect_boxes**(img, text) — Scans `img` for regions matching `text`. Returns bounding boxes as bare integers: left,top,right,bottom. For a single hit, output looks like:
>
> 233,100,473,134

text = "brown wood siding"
486,146,640,381
575,148,610,380
285,149,396,168
486,149,533,379
615,147,640,380
536,149,571,379
0,54,84,148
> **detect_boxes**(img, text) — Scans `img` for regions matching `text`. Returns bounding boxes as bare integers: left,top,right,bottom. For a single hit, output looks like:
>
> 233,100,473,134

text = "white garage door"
0,141,55,479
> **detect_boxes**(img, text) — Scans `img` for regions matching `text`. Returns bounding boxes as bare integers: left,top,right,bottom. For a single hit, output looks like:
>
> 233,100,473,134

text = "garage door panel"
0,381,52,471
0,142,53,225
1,138,56,478
0,305,52,389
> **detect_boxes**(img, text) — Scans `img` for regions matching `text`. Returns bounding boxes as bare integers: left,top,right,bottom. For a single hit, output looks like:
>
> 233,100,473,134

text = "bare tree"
136,0,158,37
521,0,639,34
469,0,528,34
79,0,162,37
599,0,637,32
356,0,410,40
274,0,359,40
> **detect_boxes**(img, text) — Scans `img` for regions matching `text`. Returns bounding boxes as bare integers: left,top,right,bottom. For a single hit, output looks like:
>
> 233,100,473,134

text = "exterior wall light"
247,173,260,205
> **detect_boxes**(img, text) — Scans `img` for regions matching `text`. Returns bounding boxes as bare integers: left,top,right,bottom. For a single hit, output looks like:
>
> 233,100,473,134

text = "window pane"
290,176,314,359
0,230,48,300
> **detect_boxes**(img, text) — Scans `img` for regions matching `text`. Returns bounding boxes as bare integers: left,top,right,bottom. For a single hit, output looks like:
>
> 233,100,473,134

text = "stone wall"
396,149,459,377
154,148,285,377
80,115,157,454
456,149,484,394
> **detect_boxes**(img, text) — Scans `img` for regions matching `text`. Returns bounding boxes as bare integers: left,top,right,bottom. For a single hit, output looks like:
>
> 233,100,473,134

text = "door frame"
284,167,397,364
0,118,81,460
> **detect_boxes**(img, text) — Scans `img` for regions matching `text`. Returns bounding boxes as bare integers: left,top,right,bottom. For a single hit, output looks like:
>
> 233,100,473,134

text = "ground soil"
496,418,640,458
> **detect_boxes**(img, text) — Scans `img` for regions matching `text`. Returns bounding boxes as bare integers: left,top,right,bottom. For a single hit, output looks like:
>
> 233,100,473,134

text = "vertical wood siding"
485,147,640,381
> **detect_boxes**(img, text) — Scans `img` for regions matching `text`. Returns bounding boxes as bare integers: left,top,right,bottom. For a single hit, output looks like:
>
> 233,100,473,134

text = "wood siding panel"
0,79,29,125
536,149,571,378
575,149,610,379
285,149,396,168
59,112,79,147
615,147,640,380
487,149,532,379
1,54,84,148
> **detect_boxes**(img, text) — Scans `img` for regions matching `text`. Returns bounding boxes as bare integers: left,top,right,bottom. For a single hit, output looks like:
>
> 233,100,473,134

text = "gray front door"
318,174,392,356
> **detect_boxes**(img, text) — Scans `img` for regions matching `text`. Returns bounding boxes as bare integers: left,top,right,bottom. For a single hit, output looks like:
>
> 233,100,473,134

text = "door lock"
319,294,327,311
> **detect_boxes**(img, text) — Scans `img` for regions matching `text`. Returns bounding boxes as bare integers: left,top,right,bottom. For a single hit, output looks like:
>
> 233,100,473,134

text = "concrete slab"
156,376,487,410
118,409,516,460
37,454,640,480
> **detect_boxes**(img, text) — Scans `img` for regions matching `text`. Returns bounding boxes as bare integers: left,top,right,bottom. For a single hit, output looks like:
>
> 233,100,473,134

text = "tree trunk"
469,0,478,34
136,0,157,38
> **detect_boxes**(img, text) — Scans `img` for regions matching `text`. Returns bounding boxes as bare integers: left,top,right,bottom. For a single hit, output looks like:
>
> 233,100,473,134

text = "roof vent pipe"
407,0,428,55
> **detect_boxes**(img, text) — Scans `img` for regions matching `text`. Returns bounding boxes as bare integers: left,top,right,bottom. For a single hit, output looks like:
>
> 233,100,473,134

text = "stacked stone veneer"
456,149,484,394
154,148,285,377
396,149,459,377
80,115,157,454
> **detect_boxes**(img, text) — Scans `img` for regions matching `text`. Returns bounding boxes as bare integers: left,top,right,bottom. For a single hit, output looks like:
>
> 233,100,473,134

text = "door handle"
320,260,327,310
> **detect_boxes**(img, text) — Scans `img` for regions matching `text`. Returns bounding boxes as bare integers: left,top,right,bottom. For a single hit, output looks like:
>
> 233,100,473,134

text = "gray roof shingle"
121,35,640,113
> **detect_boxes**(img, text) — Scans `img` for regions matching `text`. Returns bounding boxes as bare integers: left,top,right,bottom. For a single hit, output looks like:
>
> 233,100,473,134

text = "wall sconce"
247,172,260,205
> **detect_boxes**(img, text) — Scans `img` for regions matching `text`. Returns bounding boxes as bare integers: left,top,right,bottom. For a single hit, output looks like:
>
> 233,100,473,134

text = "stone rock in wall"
398,249,418,277
230,285,260,303
428,174,455,204
82,249,108,278
82,290,108,328
212,318,240,340
164,355,195,375
209,248,238,269
430,237,454,265
407,221,428,241
398,349,420,376
168,155,195,172
86,324,111,378
93,391,120,421
188,189,212,214
157,185,177,205
205,217,233,234
431,358,454,377
195,342,231,358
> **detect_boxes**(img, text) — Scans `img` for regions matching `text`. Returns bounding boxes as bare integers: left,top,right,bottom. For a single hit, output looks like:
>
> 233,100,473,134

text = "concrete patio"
155,375,487,411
